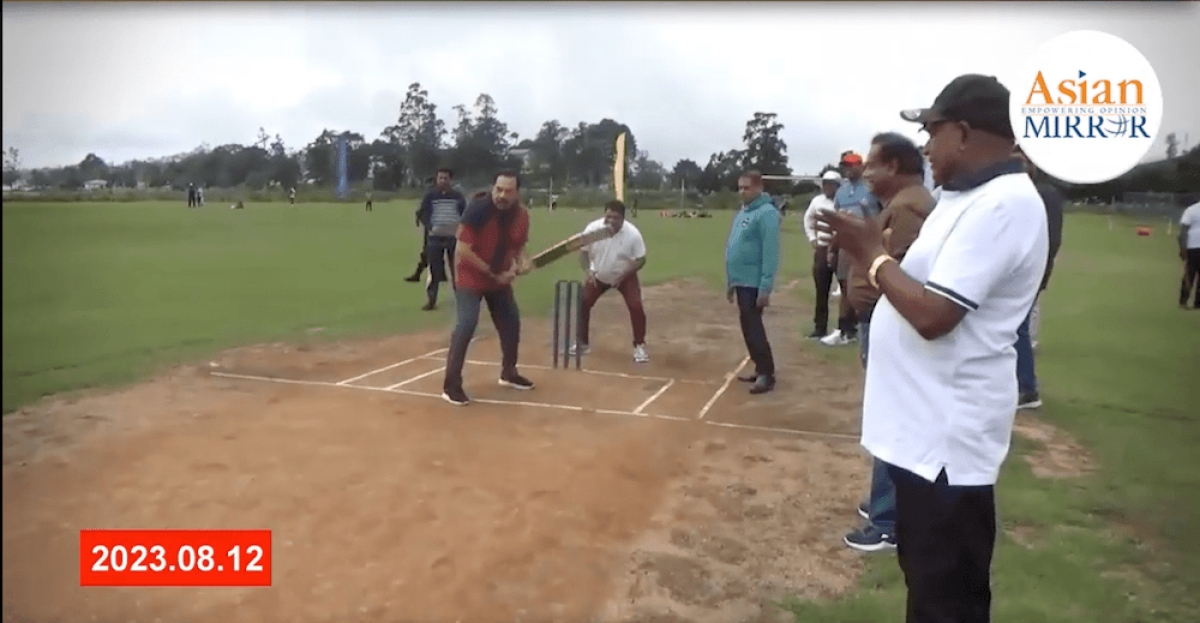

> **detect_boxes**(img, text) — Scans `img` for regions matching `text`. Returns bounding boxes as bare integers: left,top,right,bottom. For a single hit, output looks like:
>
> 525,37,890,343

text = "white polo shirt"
861,162,1048,486
1180,202,1200,249
582,218,647,285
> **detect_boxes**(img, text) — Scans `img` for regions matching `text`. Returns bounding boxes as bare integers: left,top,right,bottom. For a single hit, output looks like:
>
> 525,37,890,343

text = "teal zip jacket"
725,193,781,294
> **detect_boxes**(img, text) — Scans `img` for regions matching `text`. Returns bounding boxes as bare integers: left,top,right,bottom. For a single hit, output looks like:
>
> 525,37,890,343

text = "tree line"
4,82,1195,203
2,82,796,196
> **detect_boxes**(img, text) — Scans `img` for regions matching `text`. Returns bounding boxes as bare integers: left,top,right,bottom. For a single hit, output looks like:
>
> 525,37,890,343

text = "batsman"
571,200,650,363
441,171,535,406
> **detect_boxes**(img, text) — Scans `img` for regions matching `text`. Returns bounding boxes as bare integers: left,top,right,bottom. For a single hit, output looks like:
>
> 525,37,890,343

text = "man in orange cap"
823,150,879,346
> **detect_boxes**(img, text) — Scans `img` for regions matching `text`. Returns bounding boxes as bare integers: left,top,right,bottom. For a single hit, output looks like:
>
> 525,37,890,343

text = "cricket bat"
529,226,615,269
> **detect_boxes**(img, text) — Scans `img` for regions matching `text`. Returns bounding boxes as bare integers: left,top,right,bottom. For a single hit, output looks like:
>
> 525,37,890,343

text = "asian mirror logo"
1010,30,1163,184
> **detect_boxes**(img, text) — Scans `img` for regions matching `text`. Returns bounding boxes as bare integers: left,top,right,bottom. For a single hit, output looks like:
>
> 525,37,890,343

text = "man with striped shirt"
416,168,468,311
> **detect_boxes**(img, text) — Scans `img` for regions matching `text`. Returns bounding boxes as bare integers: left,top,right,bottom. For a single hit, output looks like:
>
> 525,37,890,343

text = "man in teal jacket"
725,170,781,394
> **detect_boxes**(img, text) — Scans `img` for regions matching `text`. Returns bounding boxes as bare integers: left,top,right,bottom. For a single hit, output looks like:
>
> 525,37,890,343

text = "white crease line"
212,371,440,398
471,397,584,410
634,379,675,414
420,356,713,384
594,408,692,422
210,371,848,437
696,356,751,420
335,347,449,386
703,420,861,441
385,367,443,390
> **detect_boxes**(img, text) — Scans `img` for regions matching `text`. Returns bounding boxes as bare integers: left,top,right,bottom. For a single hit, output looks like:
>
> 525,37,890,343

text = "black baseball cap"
900,74,1014,139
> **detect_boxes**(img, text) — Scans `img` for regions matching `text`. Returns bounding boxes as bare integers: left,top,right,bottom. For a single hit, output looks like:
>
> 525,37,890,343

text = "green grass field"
2,200,1197,620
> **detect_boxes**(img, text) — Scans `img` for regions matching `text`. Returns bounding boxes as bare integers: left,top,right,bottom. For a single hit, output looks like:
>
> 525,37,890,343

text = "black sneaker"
807,329,826,339
1017,391,1042,410
499,373,534,390
421,300,435,311
749,375,775,395
858,501,869,519
442,386,470,406
737,373,758,383
843,524,897,552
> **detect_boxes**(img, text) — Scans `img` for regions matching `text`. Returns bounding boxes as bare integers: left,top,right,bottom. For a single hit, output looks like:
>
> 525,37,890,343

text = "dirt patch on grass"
3,279,870,623
1012,413,1097,479
1004,522,1043,549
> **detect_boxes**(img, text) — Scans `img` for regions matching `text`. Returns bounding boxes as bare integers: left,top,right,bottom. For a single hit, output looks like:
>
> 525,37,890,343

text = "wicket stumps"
553,280,583,369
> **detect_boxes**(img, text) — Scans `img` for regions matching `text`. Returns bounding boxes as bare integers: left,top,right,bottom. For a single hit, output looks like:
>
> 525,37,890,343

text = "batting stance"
441,171,535,406
572,200,650,363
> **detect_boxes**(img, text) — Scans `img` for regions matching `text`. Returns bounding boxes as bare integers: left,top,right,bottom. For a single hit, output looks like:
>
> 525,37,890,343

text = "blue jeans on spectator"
1015,301,1038,395
859,314,897,534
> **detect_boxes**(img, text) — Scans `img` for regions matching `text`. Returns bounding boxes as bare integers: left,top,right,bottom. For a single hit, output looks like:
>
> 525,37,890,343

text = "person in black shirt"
1012,145,1064,409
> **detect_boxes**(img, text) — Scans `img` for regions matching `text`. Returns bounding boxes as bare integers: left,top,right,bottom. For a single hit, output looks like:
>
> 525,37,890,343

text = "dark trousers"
579,273,647,346
1181,248,1200,308
412,229,430,276
735,286,775,378
444,286,521,391
889,463,996,623
424,235,457,303
812,246,834,334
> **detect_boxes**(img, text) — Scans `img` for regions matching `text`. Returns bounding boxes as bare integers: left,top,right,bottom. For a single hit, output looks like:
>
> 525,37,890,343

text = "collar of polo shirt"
942,159,1026,192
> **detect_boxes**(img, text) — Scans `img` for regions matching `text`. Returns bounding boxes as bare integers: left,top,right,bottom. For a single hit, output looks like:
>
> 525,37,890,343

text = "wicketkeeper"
572,200,650,363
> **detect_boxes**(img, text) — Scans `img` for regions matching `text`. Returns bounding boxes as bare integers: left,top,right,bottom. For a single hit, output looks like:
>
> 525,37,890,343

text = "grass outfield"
3,201,1197,620
2,200,813,413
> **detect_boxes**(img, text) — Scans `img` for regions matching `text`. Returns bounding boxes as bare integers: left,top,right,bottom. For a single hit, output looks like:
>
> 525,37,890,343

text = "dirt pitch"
3,279,873,623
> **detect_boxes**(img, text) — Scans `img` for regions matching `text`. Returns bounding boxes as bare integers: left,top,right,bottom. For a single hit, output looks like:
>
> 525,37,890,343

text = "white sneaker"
633,344,649,363
568,342,590,356
831,283,842,297
820,330,843,346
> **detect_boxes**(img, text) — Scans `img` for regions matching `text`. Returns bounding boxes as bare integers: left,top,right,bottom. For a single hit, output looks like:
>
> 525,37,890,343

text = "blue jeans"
1015,301,1038,395
860,316,897,534
444,286,521,391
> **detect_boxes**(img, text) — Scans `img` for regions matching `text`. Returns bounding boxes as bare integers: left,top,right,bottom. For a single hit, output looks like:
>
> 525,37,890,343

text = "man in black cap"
816,74,1049,623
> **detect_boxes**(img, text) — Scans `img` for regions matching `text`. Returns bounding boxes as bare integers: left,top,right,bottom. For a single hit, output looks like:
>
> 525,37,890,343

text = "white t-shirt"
861,170,1048,486
803,194,836,244
582,218,647,285
1180,202,1200,249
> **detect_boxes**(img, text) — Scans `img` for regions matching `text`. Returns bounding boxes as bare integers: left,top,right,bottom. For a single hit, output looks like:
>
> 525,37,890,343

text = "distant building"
83,179,108,191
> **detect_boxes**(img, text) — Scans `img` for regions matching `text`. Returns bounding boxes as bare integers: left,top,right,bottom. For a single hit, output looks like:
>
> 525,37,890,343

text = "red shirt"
455,198,530,291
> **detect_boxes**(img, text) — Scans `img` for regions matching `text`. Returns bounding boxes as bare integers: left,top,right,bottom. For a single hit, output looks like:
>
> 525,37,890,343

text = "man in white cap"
803,170,843,338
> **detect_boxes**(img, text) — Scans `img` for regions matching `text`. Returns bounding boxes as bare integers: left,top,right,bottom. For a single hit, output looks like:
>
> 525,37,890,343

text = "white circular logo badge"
1010,30,1163,184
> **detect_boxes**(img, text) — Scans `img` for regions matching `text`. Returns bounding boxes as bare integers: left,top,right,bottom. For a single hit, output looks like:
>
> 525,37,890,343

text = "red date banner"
80,529,271,587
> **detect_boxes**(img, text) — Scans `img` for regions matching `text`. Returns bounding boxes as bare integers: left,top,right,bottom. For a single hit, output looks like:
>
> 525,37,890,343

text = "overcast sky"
4,1,1199,174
